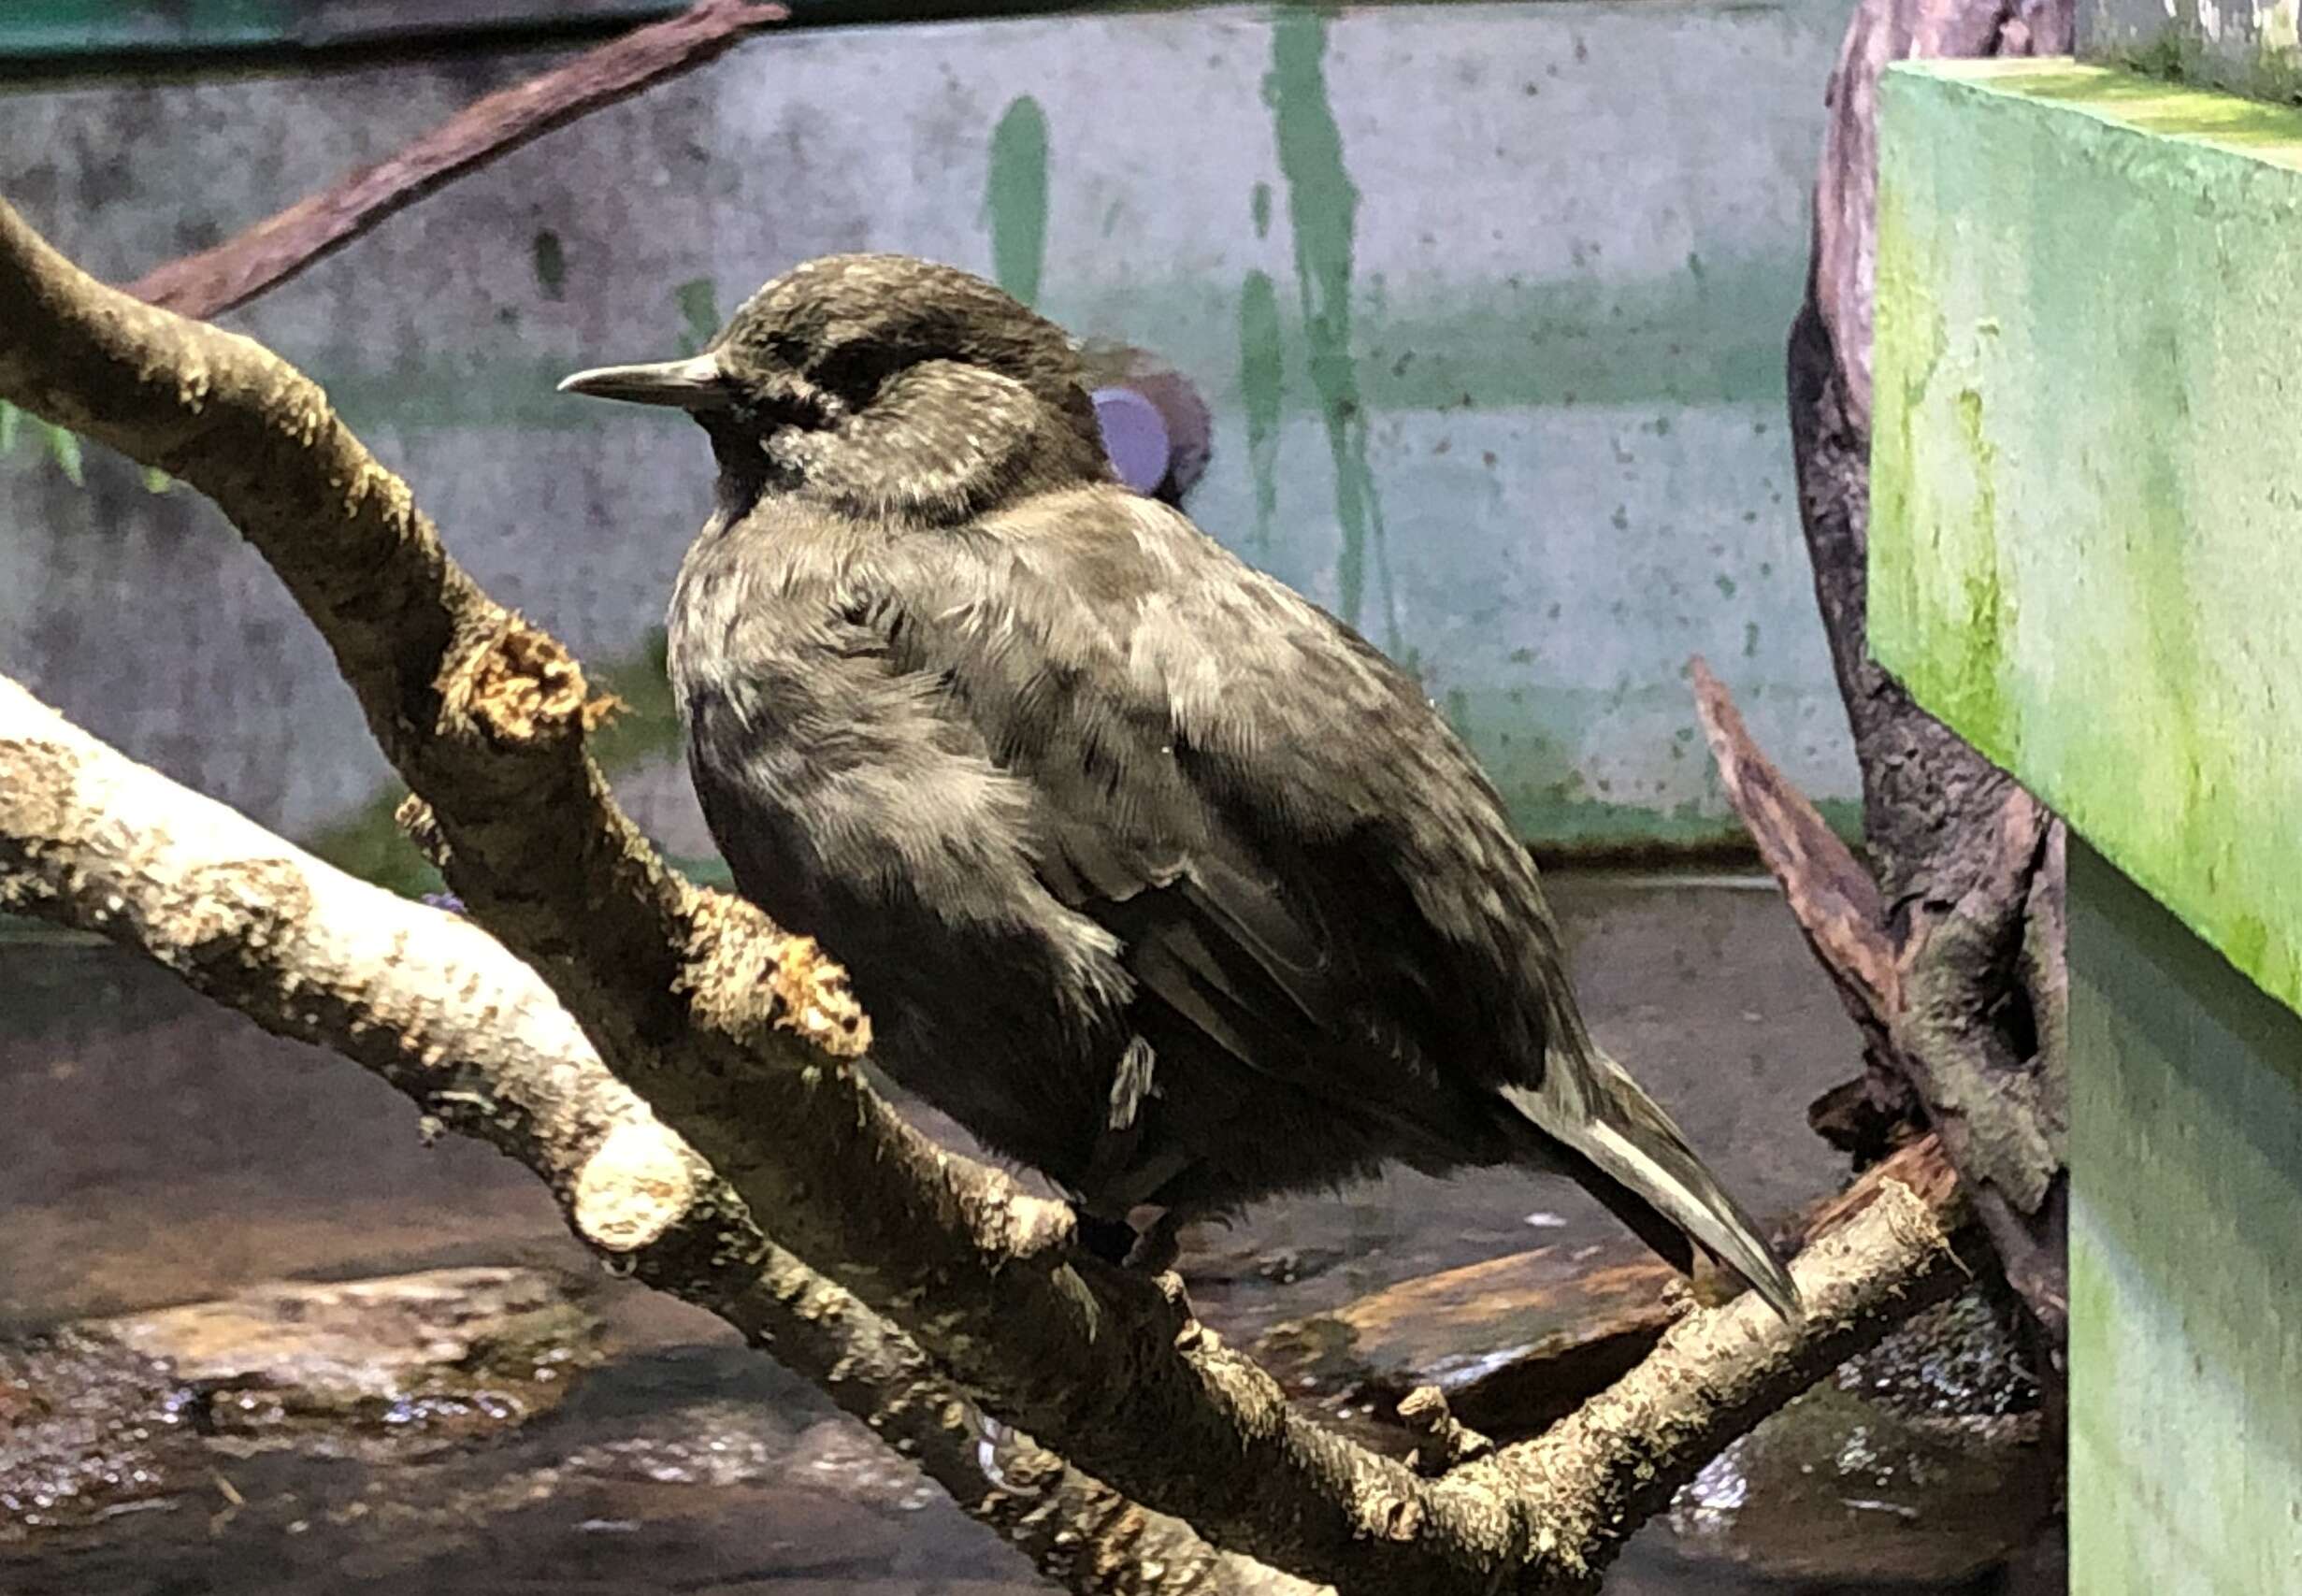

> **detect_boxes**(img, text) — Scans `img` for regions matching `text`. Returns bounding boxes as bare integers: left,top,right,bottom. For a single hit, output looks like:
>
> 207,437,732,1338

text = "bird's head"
559,253,1112,521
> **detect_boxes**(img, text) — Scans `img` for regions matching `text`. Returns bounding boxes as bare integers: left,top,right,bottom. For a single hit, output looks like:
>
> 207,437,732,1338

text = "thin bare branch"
1690,655,1899,1029
1489,1177,1969,1584
124,0,790,322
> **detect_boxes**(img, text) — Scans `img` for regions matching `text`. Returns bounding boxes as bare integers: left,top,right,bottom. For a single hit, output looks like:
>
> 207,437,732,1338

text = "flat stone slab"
1872,58,2302,1016
1,1266,601,1542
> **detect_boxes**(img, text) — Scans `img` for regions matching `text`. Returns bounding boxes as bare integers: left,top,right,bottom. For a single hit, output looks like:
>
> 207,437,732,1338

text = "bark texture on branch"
1691,0,2074,1347
122,0,791,323
0,194,1973,1593
0,671,1309,1596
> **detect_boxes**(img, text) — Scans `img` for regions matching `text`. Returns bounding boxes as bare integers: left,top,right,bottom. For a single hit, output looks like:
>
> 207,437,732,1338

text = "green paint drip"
985,94,1050,308
1265,8,1396,647
672,279,721,355
1238,269,1285,554
1251,180,1273,238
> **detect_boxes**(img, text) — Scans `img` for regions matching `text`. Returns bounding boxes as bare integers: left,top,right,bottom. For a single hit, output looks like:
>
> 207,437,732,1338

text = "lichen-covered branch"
0,671,1308,1596
122,0,791,322
0,194,1970,1593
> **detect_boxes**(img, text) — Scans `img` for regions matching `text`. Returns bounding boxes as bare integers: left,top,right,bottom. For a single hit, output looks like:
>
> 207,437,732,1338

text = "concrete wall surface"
0,2,1860,872
2069,841,2302,1594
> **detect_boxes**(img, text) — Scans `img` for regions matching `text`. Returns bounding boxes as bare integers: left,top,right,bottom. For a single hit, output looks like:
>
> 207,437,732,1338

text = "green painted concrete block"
2070,840,2302,1592
1873,59,2302,1017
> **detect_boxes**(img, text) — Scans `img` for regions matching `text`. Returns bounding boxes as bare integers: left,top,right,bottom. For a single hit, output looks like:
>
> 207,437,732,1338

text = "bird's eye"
812,341,914,408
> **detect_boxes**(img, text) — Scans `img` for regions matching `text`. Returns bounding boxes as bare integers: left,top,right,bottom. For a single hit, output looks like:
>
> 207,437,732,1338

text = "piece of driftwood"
1695,0,2074,1348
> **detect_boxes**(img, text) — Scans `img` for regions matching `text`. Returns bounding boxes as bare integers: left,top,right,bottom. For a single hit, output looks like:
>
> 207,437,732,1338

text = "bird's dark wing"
873,486,1579,1137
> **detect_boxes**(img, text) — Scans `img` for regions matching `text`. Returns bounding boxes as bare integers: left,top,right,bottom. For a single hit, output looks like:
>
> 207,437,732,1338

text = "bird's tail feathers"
1503,1059,1801,1322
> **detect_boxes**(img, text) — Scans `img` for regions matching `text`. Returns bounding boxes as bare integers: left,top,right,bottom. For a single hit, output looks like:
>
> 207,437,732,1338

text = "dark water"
0,876,2064,1593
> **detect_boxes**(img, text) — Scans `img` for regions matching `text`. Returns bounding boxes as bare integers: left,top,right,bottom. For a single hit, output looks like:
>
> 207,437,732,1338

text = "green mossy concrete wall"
2069,841,2302,1593
1873,59,2302,1014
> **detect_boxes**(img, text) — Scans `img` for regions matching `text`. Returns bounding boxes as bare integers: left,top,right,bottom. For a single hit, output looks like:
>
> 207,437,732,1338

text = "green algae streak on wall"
1263,7,1395,650
984,93,1050,307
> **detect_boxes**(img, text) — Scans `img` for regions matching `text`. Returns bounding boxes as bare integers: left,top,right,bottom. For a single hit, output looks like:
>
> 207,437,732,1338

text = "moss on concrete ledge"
1873,59,2302,1016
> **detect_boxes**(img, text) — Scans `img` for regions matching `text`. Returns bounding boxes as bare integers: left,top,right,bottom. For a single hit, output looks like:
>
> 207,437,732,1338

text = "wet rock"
0,1264,599,1546
1831,1285,2040,1423
1663,1386,2049,1585
93,1265,601,1453
782,1416,949,1514
1255,1235,1678,1443
0,1335,1042,1596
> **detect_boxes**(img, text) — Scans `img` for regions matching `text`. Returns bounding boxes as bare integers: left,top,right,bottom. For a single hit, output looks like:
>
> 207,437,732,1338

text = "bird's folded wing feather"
869,487,1562,1113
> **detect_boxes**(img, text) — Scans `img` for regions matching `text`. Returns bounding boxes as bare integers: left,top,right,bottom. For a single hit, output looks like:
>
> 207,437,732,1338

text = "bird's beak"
556,352,734,410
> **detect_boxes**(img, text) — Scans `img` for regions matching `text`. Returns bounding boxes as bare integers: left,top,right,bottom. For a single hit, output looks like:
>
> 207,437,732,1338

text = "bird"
559,253,1800,1319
